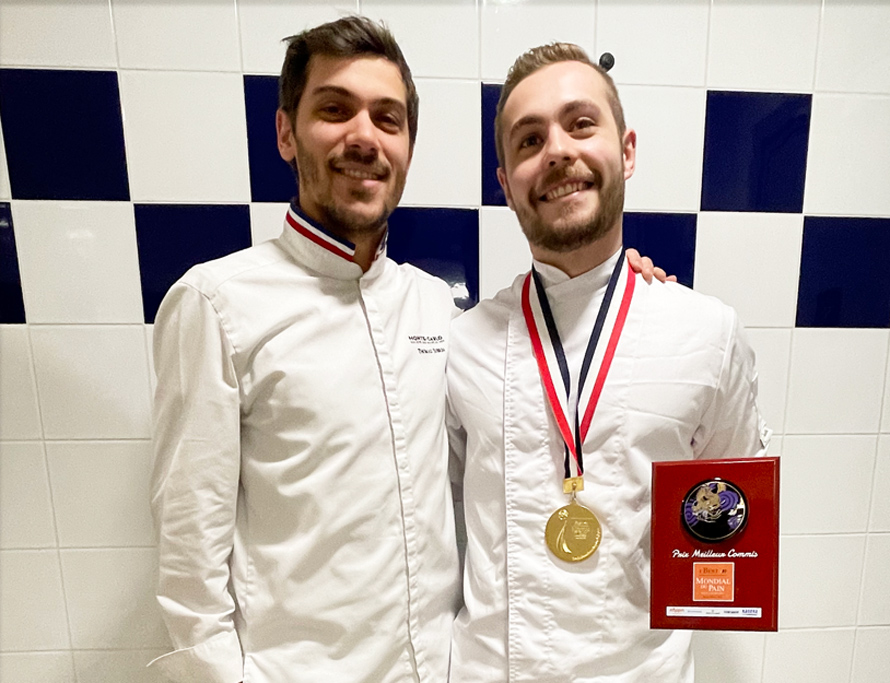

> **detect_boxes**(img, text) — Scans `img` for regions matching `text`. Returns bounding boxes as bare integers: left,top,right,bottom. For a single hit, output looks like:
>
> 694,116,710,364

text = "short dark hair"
495,43,626,167
279,15,419,149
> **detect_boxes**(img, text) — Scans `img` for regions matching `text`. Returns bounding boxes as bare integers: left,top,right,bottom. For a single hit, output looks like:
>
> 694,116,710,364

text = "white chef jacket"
150,204,461,683
446,251,770,683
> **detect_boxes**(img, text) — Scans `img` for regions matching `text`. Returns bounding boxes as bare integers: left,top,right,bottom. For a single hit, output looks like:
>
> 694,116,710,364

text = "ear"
496,167,515,211
622,127,637,181
276,109,297,163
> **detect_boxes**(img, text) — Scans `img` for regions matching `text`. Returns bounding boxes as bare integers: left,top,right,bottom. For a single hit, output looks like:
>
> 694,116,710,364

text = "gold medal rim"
545,501,602,563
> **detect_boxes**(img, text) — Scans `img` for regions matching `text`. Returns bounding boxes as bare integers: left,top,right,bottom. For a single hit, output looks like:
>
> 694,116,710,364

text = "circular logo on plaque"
681,478,748,543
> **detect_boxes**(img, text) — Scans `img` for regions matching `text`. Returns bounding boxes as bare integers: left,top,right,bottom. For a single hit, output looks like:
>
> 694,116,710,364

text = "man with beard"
148,17,459,683
446,43,771,682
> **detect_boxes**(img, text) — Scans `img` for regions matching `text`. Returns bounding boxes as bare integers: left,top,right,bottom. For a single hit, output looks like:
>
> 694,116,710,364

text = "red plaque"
650,457,779,631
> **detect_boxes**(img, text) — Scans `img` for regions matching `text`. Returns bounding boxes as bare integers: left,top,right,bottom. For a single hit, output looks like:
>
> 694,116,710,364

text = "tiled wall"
1,1,888,682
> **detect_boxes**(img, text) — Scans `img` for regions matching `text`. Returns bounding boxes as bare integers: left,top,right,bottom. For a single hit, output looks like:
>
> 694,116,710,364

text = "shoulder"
391,259,454,297
452,272,525,342
177,240,287,296
639,278,738,336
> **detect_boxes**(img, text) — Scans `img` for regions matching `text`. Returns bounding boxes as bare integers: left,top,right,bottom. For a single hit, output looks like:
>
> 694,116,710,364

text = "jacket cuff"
148,630,243,683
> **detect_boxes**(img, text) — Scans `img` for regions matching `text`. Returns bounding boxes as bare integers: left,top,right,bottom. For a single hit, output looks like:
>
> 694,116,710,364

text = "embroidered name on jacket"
408,335,445,354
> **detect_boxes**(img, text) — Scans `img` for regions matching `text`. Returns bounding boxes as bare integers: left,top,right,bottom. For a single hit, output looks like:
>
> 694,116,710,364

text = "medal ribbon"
521,251,635,479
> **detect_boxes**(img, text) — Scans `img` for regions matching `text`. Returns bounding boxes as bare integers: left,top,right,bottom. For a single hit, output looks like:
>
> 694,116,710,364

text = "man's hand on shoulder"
626,248,677,284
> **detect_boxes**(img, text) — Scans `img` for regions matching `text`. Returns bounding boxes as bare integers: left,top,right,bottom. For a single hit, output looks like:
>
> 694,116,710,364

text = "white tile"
0,1,116,68
401,79,480,207
238,0,359,74
363,1,478,79
145,324,157,397
882,349,890,433
60,548,168,649
0,123,10,199
870,437,890,532
478,207,531,301
769,434,784,457
0,326,42,440
780,435,877,535
597,0,709,87
29,325,152,440
13,201,143,324
120,70,250,203
693,631,765,683
744,328,791,436
694,213,803,328
621,86,706,212
817,1,890,95
0,442,56,549
0,549,70,651
0,652,75,682
779,535,865,628
852,626,890,683
804,94,890,217
762,629,855,683
74,650,168,683
46,441,155,548
707,0,821,92
480,0,596,82
112,0,240,71
785,329,888,435
250,202,289,245
859,533,890,625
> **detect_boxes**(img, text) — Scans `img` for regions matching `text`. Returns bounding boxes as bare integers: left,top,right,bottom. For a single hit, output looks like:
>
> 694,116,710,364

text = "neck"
350,232,385,272
298,201,386,273
530,227,622,279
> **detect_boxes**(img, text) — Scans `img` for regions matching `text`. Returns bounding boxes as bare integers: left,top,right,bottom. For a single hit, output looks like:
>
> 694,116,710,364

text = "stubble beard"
517,167,625,254
296,143,404,242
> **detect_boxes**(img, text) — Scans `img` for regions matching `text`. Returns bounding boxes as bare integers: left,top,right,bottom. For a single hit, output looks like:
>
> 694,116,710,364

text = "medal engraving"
546,501,602,562
681,478,748,543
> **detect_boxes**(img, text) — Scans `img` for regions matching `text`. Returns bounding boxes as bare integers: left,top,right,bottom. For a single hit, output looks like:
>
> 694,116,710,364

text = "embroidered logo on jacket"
408,335,445,355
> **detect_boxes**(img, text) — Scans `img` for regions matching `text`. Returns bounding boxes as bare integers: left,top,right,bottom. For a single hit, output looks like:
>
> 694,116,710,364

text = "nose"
543,125,573,167
345,109,378,155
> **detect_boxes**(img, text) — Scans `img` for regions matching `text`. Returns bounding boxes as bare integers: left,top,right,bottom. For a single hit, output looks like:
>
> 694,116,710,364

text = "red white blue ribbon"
285,203,356,262
521,251,636,479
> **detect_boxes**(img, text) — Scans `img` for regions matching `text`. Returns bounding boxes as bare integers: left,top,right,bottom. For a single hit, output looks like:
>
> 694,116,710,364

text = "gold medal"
545,499,602,562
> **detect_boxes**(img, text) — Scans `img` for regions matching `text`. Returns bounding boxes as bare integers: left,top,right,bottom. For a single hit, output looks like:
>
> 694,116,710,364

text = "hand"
626,248,677,284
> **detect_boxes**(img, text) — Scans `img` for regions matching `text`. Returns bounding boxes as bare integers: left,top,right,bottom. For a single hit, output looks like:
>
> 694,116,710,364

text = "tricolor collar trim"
285,203,356,263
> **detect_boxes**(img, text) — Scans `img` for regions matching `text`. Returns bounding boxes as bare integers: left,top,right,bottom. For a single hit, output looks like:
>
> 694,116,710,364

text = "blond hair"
494,43,626,167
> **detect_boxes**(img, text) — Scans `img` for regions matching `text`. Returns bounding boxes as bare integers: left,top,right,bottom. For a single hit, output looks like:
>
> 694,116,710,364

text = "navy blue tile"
481,83,507,207
796,217,890,328
701,91,810,213
0,203,26,324
135,204,251,323
387,207,479,309
0,69,129,201
623,212,697,289
244,75,297,203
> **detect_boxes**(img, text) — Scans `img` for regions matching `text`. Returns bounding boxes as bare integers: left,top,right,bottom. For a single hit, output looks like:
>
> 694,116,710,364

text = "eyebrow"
508,99,601,138
309,85,406,111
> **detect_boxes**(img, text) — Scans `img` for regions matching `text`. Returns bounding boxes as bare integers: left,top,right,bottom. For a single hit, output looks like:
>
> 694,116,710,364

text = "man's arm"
692,310,771,460
149,282,244,683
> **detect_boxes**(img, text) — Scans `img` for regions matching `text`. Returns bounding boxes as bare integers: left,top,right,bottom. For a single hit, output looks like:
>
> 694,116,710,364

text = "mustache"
330,148,390,178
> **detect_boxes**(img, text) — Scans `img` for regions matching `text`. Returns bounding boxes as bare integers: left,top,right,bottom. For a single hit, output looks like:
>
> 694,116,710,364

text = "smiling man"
149,17,459,683
446,44,771,682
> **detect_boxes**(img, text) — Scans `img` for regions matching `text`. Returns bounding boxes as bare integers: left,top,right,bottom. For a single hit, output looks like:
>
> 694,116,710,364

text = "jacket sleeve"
148,281,244,683
692,309,772,460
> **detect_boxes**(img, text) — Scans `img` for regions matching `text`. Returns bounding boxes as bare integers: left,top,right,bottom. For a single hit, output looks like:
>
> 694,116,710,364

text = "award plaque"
650,457,779,631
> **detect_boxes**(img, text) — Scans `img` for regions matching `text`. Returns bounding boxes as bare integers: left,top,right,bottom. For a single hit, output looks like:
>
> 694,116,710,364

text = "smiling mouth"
540,180,593,202
338,167,384,181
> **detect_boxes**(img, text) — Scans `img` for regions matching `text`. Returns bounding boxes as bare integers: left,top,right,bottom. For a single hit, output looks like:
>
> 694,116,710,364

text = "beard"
296,143,404,241
516,165,625,253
